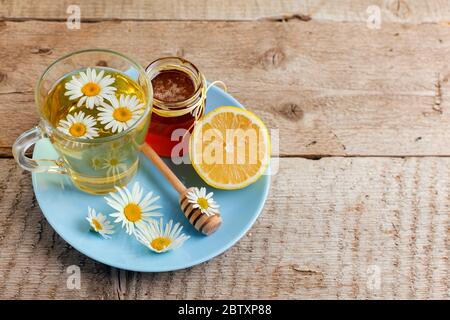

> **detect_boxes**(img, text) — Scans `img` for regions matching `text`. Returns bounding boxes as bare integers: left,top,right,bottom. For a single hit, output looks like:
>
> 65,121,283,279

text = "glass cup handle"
12,126,67,174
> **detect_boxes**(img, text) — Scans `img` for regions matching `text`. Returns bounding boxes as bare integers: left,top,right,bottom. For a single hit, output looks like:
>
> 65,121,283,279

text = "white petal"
77,96,87,106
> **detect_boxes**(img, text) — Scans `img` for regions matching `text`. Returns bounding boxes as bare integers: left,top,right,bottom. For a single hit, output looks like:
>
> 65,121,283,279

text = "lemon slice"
190,106,270,190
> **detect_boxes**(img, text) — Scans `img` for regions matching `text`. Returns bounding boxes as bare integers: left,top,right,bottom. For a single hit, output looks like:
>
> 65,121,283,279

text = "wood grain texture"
2,20,450,156
1,0,450,23
2,0,450,301
1,158,448,299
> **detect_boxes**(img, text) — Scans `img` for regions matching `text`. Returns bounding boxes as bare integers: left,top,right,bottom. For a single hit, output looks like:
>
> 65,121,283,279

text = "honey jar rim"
145,56,206,110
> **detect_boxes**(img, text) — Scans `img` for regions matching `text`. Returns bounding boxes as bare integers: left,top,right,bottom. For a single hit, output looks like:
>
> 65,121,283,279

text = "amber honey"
145,57,206,157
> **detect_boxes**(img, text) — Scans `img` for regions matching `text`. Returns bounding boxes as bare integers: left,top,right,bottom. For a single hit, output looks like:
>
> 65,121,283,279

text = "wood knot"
386,0,411,20
264,13,311,22
30,47,53,55
277,102,303,121
0,72,7,83
259,48,286,70
175,48,185,57
289,14,311,22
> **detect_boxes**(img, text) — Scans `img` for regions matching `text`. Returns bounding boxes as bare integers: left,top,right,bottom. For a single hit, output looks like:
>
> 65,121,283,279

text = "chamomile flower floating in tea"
65,67,116,109
101,151,128,177
44,67,146,139
57,111,99,139
97,94,145,133
135,218,189,253
186,187,219,217
105,182,162,235
86,207,115,239
36,50,150,194
42,66,148,194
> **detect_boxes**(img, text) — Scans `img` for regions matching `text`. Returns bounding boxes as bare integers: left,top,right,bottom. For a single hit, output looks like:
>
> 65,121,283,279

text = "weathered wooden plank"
1,20,450,157
1,0,450,23
0,161,116,299
0,157,448,299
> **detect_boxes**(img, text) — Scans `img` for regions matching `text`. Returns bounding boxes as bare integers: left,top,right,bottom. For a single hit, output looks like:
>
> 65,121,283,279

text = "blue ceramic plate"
32,85,270,272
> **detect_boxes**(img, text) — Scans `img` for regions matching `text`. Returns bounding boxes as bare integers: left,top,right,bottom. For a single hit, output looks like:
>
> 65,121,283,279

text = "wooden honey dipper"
141,143,222,235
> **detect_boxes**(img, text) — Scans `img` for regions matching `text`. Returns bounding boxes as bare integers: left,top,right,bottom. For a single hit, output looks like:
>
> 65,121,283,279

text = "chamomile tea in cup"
12,49,153,194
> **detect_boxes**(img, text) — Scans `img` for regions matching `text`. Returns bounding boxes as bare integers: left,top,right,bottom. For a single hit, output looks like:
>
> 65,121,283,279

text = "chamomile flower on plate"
105,182,162,235
186,187,220,217
57,111,99,139
97,94,145,133
86,207,115,239
65,67,116,109
135,218,190,253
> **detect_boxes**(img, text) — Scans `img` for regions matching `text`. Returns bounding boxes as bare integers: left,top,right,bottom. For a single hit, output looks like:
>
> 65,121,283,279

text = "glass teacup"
12,49,153,194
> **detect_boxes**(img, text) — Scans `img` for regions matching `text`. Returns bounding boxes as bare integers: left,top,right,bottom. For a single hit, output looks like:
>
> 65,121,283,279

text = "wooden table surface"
1,0,450,299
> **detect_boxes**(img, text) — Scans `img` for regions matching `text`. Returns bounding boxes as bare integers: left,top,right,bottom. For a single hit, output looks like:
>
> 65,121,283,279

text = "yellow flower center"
197,197,209,210
113,107,132,122
91,218,102,231
69,122,87,137
123,203,141,222
150,237,172,251
109,158,119,166
81,82,101,97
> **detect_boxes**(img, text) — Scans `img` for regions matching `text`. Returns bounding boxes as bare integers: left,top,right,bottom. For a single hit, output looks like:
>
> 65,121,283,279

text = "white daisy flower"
135,218,190,253
186,187,219,217
97,94,144,133
105,182,162,235
86,207,115,239
65,67,116,109
101,151,128,177
57,111,99,139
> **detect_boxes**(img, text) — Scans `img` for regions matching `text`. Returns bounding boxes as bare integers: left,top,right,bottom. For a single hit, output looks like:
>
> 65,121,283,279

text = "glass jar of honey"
145,57,206,157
